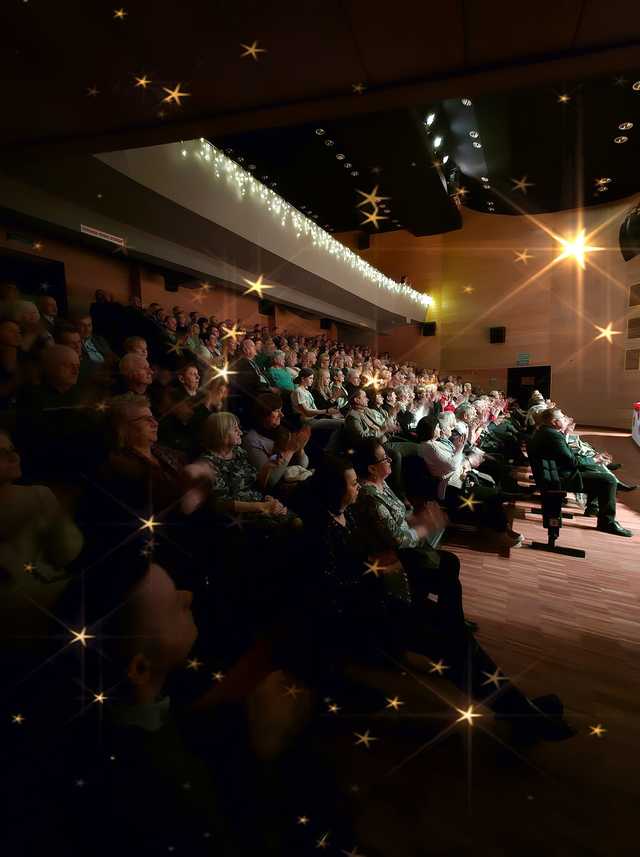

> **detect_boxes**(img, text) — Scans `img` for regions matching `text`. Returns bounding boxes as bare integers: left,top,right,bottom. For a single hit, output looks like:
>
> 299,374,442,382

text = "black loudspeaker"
258,299,276,316
320,318,332,330
421,321,437,337
357,231,371,251
489,326,506,343
620,204,640,262
164,280,179,292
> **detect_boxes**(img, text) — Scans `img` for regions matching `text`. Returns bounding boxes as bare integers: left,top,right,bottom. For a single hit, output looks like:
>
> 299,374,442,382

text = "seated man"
119,353,154,396
528,408,632,537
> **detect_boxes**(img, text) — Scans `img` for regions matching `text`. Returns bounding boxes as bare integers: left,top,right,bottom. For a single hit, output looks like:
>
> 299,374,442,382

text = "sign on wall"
516,352,530,366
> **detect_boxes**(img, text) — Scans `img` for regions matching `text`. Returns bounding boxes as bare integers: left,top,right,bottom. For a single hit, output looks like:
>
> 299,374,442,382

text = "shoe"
616,481,637,492
509,694,576,744
607,463,621,471
583,503,599,517
597,521,633,537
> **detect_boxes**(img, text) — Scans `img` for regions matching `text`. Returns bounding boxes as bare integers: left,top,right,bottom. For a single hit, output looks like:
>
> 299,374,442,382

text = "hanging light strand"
190,139,432,308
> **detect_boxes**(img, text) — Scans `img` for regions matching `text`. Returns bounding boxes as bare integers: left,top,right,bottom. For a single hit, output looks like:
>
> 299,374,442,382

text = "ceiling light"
472,141,482,148
237,156,244,163
632,82,640,90
325,139,334,146
271,182,277,188
618,121,633,130
481,176,489,182
261,175,269,180
350,170,359,176
225,148,233,154
614,136,628,144
595,177,611,185
442,155,449,164
484,184,492,189
315,128,325,135
469,130,479,138
248,164,256,170
336,153,345,160
461,98,472,106
344,162,352,169
433,135,443,148
597,186,609,193
426,112,436,126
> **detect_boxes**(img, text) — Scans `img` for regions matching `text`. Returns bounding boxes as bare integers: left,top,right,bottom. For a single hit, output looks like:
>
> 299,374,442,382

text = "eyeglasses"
375,455,392,464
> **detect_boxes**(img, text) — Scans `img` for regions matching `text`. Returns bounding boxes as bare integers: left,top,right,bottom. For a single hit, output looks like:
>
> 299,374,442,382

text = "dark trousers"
398,547,465,629
581,467,617,525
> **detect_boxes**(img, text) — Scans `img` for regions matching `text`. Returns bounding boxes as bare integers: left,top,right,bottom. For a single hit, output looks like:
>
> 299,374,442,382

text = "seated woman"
350,438,466,630
313,368,338,412
242,393,311,494
294,455,573,742
291,369,341,424
417,415,522,548
186,411,290,522
329,367,349,411
267,350,295,393
94,394,187,525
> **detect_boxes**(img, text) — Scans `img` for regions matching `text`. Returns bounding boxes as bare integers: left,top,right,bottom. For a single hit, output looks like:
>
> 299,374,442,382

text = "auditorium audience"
8,285,637,857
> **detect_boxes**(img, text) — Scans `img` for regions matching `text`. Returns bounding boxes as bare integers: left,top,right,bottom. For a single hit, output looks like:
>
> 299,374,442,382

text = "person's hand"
262,496,287,516
452,434,465,451
327,407,340,416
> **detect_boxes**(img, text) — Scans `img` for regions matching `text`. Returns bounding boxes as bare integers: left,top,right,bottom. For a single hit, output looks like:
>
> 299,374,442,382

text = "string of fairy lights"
180,138,433,310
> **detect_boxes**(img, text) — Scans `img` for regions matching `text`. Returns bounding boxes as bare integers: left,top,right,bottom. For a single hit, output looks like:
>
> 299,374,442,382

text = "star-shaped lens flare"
93,692,108,704
356,185,388,208
514,249,533,264
589,723,607,737
283,684,303,699
429,659,449,675
354,729,378,748
481,669,509,689
134,75,151,88
12,714,25,725
70,627,95,648
113,8,127,20
360,209,387,229
455,705,482,726
556,229,601,270
221,322,244,342
162,84,190,107
352,82,367,95
594,323,621,343
511,176,535,194
363,559,388,577
240,41,267,61
458,493,481,512
139,516,160,532
187,658,203,671
316,832,330,849
385,696,404,711
243,275,273,298
210,362,237,382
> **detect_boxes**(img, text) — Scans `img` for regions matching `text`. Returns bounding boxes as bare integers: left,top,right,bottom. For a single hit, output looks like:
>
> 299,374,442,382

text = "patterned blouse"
354,480,420,553
199,446,264,505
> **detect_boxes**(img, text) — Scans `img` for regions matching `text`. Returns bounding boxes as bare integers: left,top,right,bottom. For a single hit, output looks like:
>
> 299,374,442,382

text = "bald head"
41,344,80,392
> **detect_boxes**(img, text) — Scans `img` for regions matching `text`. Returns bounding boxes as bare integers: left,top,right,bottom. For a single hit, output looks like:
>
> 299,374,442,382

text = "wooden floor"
309,430,640,857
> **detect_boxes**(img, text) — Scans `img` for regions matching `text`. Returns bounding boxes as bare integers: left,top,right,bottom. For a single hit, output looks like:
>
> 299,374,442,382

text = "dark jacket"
527,425,582,491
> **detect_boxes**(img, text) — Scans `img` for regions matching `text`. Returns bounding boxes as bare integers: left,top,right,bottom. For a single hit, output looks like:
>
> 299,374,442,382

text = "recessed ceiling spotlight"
481,176,489,181
312,214,319,219
315,128,325,135
632,81,640,90
426,112,436,126
461,97,472,106
595,177,612,185
597,186,609,192
270,182,277,187
237,156,245,163
325,139,334,146
344,162,352,169
614,135,628,144
433,136,443,148
248,164,256,170
618,121,634,130
472,141,482,148
336,153,345,160
261,175,269,180
469,130,479,138
225,148,233,154
442,155,449,164
484,184,492,189
350,170,359,176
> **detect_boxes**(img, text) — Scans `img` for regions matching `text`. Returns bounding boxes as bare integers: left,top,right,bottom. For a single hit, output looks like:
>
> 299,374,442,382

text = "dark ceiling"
3,0,640,157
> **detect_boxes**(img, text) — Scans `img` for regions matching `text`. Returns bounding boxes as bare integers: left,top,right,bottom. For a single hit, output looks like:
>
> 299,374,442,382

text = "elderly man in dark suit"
230,337,273,424
528,408,631,537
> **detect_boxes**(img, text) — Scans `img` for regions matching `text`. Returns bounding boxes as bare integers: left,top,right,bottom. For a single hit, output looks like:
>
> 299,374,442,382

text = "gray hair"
438,411,456,429
455,402,474,419
271,350,286,366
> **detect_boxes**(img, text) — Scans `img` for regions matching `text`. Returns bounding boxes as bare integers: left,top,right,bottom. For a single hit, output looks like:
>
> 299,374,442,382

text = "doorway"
0,248,68,315
507,365,551,408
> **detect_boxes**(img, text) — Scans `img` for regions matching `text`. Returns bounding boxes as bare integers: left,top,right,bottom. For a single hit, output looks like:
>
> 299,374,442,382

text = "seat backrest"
402,454,440,500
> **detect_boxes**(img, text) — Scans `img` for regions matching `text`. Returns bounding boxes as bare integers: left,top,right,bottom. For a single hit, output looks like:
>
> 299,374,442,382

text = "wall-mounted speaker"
357,231,371,251
258,299,276,316
489,326,506,344
421,321,437,337
320,318,332,330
